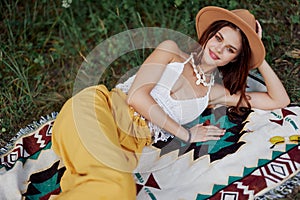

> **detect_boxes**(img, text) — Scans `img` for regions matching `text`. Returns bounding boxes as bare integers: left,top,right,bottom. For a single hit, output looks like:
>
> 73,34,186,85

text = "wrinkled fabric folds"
52,85,151,199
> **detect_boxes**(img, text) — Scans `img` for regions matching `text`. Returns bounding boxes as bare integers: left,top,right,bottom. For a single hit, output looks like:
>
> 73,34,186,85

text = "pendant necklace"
191,55,215,87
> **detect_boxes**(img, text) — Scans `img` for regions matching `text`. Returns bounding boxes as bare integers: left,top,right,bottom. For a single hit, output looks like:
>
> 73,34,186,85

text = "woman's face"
202,26,242,67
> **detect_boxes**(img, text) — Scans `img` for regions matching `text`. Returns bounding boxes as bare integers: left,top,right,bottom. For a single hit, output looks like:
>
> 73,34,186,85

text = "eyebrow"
217,32,239,51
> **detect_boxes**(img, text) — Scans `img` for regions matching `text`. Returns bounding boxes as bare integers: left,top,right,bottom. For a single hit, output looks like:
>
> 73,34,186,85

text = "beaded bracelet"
186,128,192,143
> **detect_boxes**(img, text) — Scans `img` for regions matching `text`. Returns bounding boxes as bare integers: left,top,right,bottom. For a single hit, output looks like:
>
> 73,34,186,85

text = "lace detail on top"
150,55,211,124
115,75,136,93
116,77,172,143
116,54,211,143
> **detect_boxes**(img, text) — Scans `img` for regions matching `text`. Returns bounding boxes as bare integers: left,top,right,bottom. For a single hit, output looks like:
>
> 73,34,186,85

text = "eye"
215,35,222,42
226,47,235,54
227,48,234,53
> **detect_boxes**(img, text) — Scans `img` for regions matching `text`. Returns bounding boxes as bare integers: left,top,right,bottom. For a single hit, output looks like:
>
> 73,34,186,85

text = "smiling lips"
209,50,220,60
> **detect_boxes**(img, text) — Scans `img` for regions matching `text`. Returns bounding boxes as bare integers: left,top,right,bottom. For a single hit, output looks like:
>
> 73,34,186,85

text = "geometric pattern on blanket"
152,105,252,163
0,107,299,199
1,69,300,200
206,144,300,200
0,118,65,200
1,121,54,170
134,106,300,200
23,161,65,199
135,144,300,200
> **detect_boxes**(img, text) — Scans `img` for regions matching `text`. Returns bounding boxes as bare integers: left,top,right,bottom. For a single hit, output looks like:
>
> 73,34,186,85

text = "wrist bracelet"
186,128,192,143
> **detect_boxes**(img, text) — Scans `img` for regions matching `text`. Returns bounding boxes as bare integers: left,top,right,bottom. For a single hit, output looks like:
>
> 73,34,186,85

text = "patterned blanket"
1,74,300,200
134,105,300,200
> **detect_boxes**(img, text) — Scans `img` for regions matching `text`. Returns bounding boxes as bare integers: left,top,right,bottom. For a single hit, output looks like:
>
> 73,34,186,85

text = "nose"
216,43,224,53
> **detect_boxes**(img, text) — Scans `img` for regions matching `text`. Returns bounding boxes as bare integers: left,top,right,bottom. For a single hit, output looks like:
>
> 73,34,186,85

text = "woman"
126,6,289,144
52,6,290,199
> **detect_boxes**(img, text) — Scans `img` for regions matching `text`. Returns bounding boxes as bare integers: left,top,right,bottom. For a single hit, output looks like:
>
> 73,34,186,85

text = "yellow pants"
52,85,151,199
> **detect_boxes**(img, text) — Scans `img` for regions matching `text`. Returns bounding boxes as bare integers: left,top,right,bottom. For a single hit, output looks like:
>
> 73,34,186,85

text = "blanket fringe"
0,112,58,155
255,171,300,199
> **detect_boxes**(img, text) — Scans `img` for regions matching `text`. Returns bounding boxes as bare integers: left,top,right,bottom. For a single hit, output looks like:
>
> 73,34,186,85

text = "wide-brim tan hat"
195,6,265,69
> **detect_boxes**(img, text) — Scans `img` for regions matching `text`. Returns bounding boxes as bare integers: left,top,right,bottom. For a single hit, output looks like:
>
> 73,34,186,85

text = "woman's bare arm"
210,20,290,110
210,60,290,109
127,40,225,142
247,21,290,109
246,60,290,109
127,40,190,141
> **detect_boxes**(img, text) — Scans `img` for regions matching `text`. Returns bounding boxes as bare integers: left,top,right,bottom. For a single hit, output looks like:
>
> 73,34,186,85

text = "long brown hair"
194,20,252,109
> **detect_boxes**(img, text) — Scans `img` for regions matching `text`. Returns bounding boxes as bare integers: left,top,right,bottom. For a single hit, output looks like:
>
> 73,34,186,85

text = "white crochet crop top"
150,55,210,125
116,54,211,142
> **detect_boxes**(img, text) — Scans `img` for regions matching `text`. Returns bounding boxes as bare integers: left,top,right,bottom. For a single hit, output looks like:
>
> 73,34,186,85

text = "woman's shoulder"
155,40,189,63
156,40,180,50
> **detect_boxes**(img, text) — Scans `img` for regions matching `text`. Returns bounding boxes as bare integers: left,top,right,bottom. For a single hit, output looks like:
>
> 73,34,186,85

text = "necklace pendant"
196,79,201,85
190,53,215,87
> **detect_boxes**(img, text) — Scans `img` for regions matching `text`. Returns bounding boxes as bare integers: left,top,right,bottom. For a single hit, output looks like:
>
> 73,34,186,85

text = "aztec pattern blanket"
0,74,300,200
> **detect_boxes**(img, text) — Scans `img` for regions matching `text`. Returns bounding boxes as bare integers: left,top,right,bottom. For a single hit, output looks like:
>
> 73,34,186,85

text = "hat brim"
196,6,265,68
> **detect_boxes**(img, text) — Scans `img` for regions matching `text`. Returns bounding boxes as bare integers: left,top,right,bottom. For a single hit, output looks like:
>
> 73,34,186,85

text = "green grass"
0,0,299,147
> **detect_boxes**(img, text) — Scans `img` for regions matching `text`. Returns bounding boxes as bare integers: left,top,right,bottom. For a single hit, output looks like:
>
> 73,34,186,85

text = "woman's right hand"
189,123,225,143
